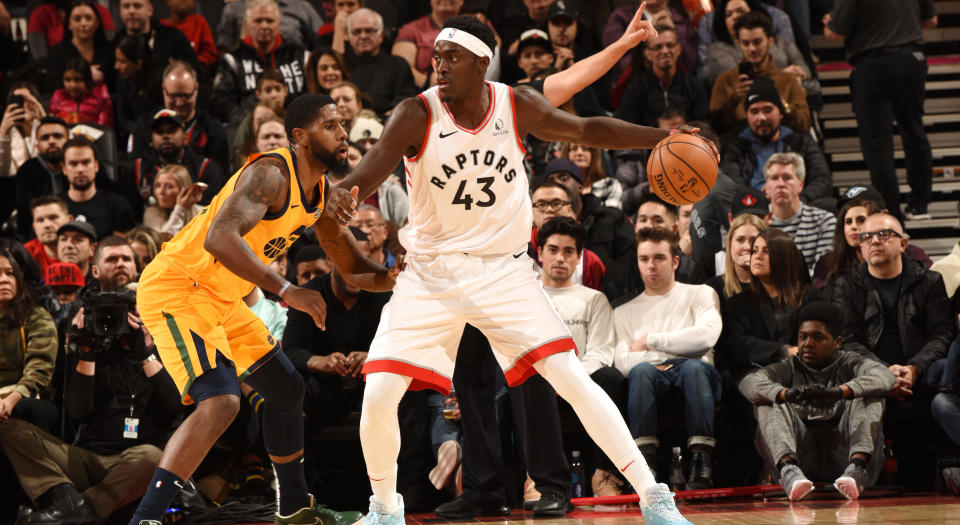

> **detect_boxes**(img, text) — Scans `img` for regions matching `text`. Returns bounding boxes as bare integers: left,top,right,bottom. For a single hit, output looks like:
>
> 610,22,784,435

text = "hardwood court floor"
401,494,960,524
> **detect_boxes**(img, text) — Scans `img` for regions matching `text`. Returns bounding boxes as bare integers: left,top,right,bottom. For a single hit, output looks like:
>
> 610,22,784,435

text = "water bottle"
570,450,584,497
669,446,686,491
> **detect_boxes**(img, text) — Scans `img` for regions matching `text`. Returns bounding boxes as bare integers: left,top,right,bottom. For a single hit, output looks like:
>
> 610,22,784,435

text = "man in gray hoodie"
739,301,895,501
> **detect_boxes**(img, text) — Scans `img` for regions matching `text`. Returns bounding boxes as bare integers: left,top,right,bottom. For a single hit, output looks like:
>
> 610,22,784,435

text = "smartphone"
193,182,209,190
7,94,24,109
738,61,755,79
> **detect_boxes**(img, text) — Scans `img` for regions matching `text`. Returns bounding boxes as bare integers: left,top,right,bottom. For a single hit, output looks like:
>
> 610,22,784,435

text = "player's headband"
434,27,493,60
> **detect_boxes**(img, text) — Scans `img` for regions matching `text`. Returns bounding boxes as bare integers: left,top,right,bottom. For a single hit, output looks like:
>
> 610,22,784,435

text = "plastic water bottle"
669,447,686,492
571,450,584,497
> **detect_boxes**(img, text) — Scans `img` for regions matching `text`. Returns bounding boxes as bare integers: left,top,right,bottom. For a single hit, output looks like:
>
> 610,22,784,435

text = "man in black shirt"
0,237,181,524
60,137,135,240
11,116,69,240
825,0,938,221
342,8,417,117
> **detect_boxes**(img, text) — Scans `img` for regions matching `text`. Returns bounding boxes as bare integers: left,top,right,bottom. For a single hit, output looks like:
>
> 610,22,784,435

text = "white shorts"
362,250,577,394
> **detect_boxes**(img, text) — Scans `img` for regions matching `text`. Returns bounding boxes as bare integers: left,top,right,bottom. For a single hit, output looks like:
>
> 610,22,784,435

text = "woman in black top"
44,0,115,94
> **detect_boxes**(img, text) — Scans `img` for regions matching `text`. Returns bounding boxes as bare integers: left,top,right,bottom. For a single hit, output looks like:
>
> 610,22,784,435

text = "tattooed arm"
313,214,396,292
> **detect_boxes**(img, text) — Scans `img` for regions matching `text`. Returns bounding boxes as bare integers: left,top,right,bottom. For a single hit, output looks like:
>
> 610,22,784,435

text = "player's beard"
312,144,350,176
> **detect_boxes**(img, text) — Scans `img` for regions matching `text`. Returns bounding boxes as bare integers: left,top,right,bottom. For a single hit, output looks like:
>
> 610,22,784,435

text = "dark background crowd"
0,0,958,523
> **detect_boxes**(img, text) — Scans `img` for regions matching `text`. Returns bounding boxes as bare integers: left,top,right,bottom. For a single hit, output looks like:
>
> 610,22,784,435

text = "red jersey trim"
440,82,496,134
362,359,453,395
407,94,432,162
502,337,577,387
507,86,526,154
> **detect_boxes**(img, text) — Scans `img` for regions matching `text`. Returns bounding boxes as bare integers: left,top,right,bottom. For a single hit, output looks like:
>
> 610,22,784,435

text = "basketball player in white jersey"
326,15,716,525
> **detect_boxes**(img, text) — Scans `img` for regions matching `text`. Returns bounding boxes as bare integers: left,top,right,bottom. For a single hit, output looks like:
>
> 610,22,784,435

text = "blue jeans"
627,358,722,447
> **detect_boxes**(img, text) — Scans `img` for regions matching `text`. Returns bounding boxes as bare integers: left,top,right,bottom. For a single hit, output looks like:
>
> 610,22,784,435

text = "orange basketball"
646,134,718,205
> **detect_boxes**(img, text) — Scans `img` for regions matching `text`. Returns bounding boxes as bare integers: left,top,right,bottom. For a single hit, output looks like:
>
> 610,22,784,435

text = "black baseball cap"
839,185,886,209
731,187,769,218
151,109,184,131
516,29,553,56
544,158,583,185
548,2,577,23
57,220,97,242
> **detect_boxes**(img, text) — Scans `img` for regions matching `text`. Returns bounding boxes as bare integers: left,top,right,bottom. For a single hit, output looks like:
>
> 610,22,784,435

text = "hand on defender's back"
284,286,328,330
673,125,721,164
323,185,360,225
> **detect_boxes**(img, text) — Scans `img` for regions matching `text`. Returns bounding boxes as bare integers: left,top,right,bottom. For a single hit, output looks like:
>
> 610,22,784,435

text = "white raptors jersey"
399,81,532,256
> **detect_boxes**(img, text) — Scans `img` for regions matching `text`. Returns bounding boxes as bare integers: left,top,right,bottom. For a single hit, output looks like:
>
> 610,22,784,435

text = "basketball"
646,134,718,205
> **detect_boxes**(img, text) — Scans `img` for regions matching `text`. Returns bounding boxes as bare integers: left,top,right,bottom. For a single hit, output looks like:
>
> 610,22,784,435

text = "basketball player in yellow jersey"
130,94,393,525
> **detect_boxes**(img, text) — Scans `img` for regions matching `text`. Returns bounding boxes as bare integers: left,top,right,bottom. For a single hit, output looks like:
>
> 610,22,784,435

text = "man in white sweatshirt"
613,227,723,489
537,217,625,497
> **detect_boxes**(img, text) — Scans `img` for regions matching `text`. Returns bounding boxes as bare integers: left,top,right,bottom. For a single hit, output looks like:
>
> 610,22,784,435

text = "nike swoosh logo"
620,460,636,473
439,130,458,139
513,252,524,259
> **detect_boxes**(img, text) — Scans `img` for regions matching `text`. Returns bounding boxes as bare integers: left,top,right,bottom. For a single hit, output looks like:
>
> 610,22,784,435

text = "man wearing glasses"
832,212,954,488
615,25,709,127
342,8,417,117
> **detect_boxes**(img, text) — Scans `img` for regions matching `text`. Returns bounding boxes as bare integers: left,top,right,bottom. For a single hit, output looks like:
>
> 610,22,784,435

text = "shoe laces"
645,486,685,521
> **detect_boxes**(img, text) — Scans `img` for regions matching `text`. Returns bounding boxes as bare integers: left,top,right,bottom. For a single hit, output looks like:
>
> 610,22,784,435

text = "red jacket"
161,15,217,67
530,226,607,291
49,83,114,128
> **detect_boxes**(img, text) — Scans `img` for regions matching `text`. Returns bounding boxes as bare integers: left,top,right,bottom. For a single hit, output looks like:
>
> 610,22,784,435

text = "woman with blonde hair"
142,164,204,236
715,213,767,301
560,142,622,209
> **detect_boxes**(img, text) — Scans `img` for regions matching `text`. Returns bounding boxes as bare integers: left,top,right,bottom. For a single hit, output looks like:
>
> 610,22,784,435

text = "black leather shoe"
25,483,98,525
686,447,714,490
434,496,510,519
531,492,573,517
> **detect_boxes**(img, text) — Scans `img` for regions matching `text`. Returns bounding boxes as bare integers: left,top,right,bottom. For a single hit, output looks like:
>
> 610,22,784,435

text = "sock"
246,390,264,418
242,453,266,484
129,468,184,524
851,456,868,469
273,457,310,516
368,465,399,512
534,352,657,505
778,457,798,470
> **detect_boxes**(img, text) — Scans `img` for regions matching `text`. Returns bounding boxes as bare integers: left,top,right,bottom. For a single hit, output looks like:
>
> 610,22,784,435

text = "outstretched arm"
313,214,396,292
542,2,656,106
323,97,428,224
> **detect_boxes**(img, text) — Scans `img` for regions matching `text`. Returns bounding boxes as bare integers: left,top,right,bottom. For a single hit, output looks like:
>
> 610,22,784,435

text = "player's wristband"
278,280,293,298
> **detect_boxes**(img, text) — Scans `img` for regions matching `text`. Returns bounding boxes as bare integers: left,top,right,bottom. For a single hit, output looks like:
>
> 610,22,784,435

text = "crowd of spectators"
0,0,954,521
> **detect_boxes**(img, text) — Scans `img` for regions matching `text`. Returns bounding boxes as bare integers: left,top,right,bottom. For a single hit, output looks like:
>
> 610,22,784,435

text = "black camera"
69,290,138,352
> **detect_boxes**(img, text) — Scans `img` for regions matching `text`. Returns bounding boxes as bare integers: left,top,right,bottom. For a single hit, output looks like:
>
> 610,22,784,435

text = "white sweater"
612,282,722,376
544,284,615,375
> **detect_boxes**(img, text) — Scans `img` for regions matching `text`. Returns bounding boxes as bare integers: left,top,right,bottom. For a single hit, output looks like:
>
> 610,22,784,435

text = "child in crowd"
48,56,113,128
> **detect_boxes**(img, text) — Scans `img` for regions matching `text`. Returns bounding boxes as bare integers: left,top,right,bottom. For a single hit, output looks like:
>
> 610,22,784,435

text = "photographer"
0,237,181,524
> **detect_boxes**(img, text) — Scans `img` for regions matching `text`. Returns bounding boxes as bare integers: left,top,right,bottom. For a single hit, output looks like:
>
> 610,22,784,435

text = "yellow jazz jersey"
156,147,326,302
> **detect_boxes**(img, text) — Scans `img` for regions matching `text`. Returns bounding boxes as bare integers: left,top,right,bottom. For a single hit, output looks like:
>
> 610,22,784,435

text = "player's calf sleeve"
360,372,411,512
535,352,657,501
244,353,309,514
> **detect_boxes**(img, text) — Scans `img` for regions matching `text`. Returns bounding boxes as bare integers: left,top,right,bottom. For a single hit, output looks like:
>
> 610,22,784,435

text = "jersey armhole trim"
508,85,526,155
249,151,291,221
407,94,431,162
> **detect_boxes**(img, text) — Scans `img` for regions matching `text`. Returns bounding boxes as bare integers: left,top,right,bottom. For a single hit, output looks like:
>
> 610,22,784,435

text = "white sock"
534,352,657,505
360,372,411,513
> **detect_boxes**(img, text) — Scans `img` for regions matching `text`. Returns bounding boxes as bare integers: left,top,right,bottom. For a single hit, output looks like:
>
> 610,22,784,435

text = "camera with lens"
68,290,139,353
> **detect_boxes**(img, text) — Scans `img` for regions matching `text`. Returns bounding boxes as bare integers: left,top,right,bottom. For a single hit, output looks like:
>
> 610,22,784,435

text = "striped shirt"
770,203,836,275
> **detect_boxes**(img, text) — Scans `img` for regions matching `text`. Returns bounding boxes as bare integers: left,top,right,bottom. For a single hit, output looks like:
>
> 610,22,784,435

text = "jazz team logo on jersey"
263,237,287,258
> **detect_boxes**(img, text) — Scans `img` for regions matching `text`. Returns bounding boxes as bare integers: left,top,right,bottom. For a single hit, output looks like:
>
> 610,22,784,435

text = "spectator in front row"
614,25,709,128
60,137,135,240
739,302,895,501
719,228,821,384
613,227,723,489
561,142,621,210
343,8,417,117
293,245,331,285
710,11,810,133
48,57,114,128
212,0,308,125
0,249,59,434
56,220,97,284
764,153,835,275
537,217,625,497
719,76,832,207
142,164,204,236
44,0,115,93
25,195,72,273
0,237,181,524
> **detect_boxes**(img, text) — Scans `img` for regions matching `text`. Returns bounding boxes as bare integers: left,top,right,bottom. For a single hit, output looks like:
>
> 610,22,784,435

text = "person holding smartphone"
141,164,206,236
0,83,48,179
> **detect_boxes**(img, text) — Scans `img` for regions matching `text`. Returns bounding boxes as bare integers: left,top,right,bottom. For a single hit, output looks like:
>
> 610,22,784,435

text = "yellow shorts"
137,258,279,404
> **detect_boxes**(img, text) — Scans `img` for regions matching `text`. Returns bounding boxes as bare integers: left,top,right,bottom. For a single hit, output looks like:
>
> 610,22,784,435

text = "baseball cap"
45,262,85,288
731,187,770,218
57,220,97,242
548,2,576,23
839,185,886,209
151,109,184,131
516,29,552,56
544,158,583,185
744,75,785,114
349,117,384,143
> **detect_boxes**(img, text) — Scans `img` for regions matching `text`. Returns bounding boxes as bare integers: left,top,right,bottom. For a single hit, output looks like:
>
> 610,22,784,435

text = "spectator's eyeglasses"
647,42,678,52
165,89,196,101
532,199,571,211
351,27,379,36
858,229,903,243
